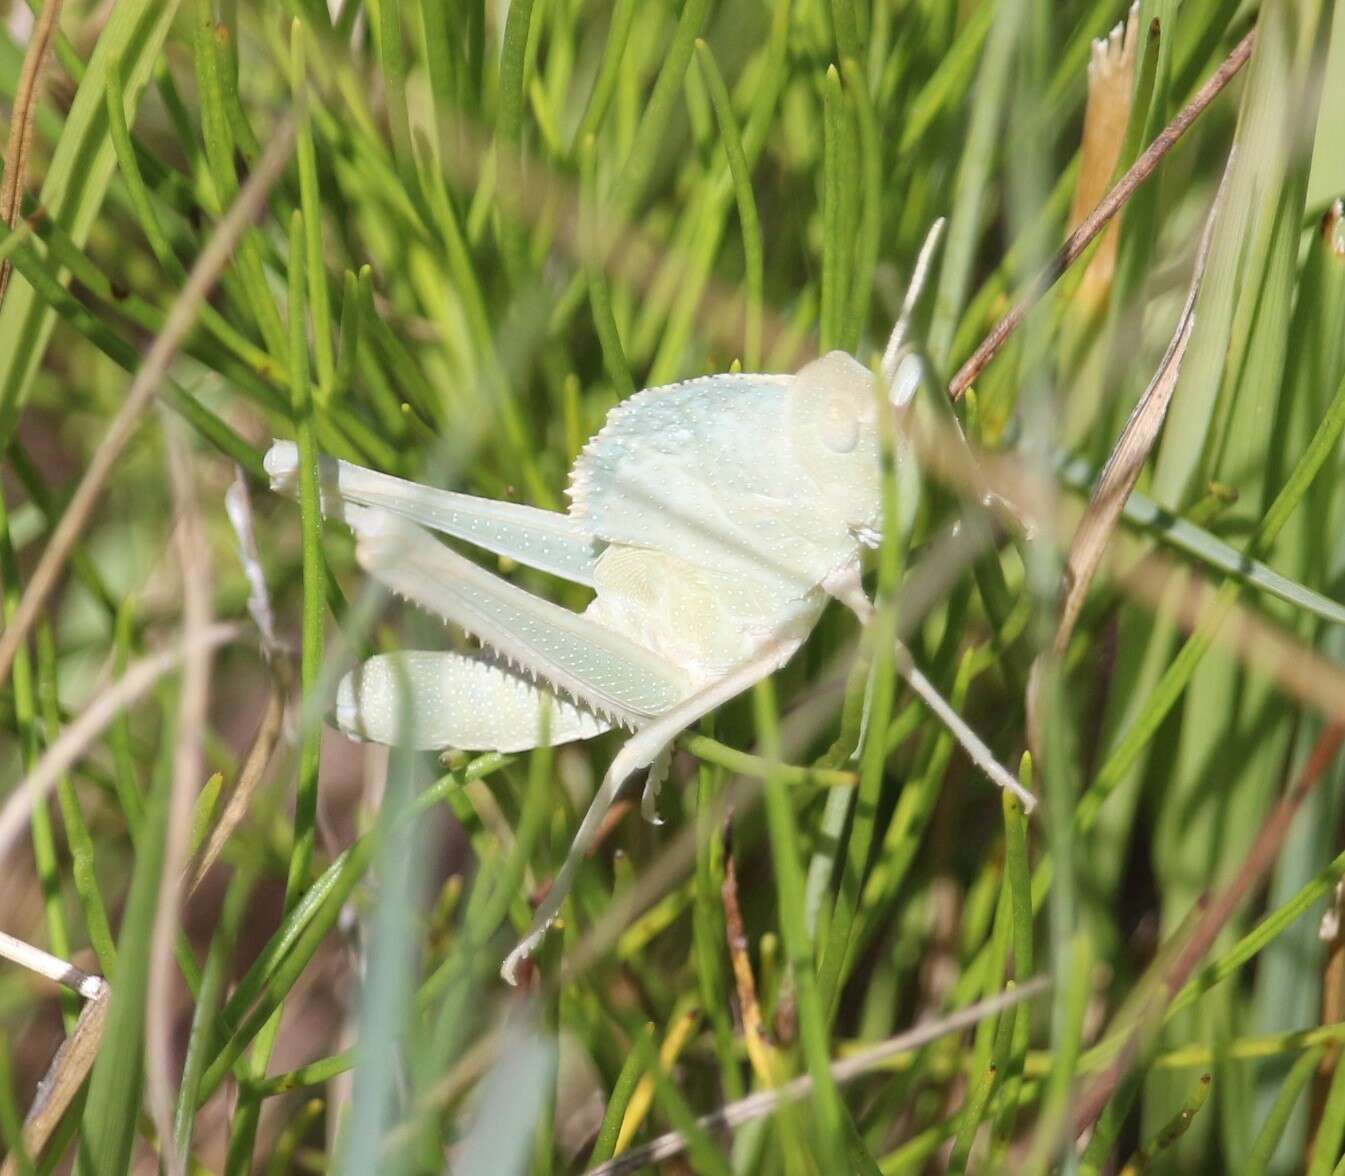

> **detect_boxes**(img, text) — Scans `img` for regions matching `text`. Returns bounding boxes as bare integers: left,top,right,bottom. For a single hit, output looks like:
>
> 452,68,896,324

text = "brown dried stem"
185,667,288,894
1071,723,1345,1140
1026,149,1233,748
948,26,1255,401
0,0,65,305
1049,152,1231,658
0,931,106,1175
0,975,108,1175
721,827,775,1087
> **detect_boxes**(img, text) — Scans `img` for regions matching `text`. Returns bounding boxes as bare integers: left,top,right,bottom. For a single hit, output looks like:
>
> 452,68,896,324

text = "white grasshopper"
265,239,1030,982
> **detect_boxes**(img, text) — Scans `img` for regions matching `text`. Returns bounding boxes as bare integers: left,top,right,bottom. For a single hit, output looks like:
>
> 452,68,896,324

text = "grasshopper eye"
786,351,882,531
820,395,860,452
788,351,875,464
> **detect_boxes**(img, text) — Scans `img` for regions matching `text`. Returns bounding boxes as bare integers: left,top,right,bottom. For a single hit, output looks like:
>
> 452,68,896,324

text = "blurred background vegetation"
0,0,1343,1171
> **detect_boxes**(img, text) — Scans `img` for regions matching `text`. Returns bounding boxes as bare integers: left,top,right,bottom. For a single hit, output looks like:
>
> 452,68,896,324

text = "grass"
0,0,1342,1171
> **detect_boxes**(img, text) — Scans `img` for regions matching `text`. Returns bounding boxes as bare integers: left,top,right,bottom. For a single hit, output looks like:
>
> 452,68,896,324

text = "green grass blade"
695,39,763,369
0,0,182,447
79,717,175,1173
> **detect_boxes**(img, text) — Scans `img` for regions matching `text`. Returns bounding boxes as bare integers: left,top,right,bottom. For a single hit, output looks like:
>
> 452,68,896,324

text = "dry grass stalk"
0,0,64,304
184,468,293,892
1069,4,1141,310
0,116,296,695
722,830,776,1088
0,973,108,1175
0,621,242,867
1027,149,1233,746
585,977,1050,1175
0,932,106,1174
949,26,1255,401
145,412,216,1176
1071,723,1345,1139
905,409,1345,730
186,670,288,894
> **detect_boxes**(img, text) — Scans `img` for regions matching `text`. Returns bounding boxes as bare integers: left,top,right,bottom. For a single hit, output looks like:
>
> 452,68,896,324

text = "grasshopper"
264,218,1345,982
265,229,1038,981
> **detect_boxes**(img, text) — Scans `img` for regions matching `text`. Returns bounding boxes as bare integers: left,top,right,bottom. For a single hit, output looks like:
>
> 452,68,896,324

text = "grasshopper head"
786,350,884,541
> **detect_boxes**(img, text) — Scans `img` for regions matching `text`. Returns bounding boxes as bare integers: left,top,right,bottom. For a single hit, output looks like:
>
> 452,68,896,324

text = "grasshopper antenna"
882,217,946,390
